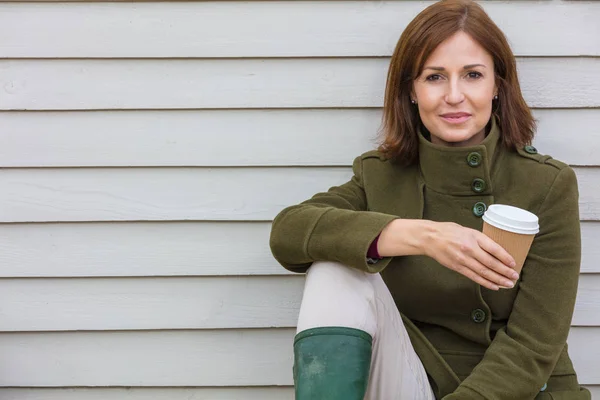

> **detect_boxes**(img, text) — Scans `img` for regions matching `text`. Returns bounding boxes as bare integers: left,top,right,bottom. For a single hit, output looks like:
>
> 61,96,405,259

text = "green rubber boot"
293,326,373,400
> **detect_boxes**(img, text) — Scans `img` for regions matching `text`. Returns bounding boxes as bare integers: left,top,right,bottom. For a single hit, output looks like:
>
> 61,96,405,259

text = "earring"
411,99,417,104
493,95,498,100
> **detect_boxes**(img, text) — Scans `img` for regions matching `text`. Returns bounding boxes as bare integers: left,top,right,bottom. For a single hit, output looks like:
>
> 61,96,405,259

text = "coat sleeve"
443,166,582,399
269,155,398,273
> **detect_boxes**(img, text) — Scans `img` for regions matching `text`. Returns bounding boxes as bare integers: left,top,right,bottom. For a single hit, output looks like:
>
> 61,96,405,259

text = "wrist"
415,219,438,257
378,219,436,257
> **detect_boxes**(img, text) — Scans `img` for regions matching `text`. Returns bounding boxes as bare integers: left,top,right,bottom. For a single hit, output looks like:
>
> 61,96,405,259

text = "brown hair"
379,0,535,165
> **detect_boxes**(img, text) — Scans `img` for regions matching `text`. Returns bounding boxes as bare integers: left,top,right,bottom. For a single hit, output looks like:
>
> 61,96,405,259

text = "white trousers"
296,261,436,400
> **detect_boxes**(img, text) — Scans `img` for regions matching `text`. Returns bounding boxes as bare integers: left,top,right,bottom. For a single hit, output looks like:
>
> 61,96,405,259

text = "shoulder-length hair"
379,0,535,165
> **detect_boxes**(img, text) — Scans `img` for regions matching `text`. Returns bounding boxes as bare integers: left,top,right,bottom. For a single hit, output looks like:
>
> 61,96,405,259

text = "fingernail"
510,261,516,268
512,272,519,280
503,280,514,288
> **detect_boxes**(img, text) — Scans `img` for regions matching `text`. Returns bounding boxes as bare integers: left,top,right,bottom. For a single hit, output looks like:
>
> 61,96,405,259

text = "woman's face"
412,31,498,147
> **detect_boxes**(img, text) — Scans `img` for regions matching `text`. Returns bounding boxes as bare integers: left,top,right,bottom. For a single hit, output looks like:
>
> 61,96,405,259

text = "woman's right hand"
378,219,519,291
421,221,519,290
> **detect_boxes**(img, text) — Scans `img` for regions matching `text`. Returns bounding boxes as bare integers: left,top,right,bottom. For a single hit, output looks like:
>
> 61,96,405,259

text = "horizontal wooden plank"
2,221,598,278
1,109,599,167
0,388,293,400
0,167,598,223
0,109,377,168
0,58,598,110
0,2,598,57
0,222,288,277
533,109,600,167
1,387,599,400
586,386,600,398
576,168,600,221
0,388,294,400
0,328,596,386
573,275,600,326
0,167,350,222
0,274,598,331
581,222,600,274
0,329,296,387
0,276,304,331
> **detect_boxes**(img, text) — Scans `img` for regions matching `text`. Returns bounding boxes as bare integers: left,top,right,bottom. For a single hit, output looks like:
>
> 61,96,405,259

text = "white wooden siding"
0,328,597,385
5,387,600,400
1,58,599,110
1,109,599,167
0,388,296,400
0,274,599,331
0,167,599,222
1,1,598,398
1,2,598,57
1,221,599,277
0,222,290,277
0,276,305,331
0,330,294,386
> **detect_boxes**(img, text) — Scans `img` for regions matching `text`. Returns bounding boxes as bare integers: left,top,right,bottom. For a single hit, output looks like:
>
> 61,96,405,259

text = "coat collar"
418,117,500,196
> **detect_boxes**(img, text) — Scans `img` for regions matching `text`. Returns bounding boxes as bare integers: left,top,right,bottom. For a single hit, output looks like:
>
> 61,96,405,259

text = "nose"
445,79,465,104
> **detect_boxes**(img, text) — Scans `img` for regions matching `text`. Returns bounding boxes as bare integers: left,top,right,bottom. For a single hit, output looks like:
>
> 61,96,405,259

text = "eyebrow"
424,64,487,71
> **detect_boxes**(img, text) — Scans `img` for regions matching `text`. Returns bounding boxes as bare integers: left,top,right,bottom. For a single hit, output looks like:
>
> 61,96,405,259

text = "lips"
440,112,472,124
440,112,471,118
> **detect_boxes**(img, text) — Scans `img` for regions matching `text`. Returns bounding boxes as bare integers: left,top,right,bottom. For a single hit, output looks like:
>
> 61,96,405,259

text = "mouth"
440,113,472,124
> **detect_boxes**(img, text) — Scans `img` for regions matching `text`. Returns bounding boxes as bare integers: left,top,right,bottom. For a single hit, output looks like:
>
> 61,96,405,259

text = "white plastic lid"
482,204,539,235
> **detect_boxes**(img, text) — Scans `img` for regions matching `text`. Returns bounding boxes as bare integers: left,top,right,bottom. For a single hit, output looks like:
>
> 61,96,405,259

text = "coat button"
472,202,487,217
524,145,538,154
467,152,482,167
471,309,487,323
472,178,486,193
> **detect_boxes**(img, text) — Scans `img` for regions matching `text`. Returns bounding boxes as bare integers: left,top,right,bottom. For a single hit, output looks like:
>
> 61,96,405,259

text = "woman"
269,0,590,399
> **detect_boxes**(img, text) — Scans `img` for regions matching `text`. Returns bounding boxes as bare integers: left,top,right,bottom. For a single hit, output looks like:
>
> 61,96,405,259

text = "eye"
425,74,443,81
467,71,483,79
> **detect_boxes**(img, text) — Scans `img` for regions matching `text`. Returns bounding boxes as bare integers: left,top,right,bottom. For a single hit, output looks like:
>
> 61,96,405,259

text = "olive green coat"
270,119,591,399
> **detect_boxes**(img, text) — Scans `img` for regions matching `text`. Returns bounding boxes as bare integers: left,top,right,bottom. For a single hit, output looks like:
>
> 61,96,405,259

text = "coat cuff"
306,209,397,273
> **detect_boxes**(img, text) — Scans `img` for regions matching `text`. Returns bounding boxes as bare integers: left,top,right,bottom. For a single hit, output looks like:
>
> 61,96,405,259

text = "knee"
305,261,375,299
297,261,377,335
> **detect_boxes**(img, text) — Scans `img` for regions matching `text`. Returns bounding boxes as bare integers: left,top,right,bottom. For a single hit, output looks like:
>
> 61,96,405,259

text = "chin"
430,122,485,145
431,128,481,146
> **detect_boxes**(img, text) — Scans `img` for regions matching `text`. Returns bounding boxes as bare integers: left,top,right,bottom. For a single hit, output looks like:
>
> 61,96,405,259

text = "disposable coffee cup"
482,204,539,274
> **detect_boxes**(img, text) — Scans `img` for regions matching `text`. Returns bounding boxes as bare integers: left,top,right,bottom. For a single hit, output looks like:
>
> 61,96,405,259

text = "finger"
474,247,520,281
478,235,516,268
456,266,500,291
463,257,516,289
